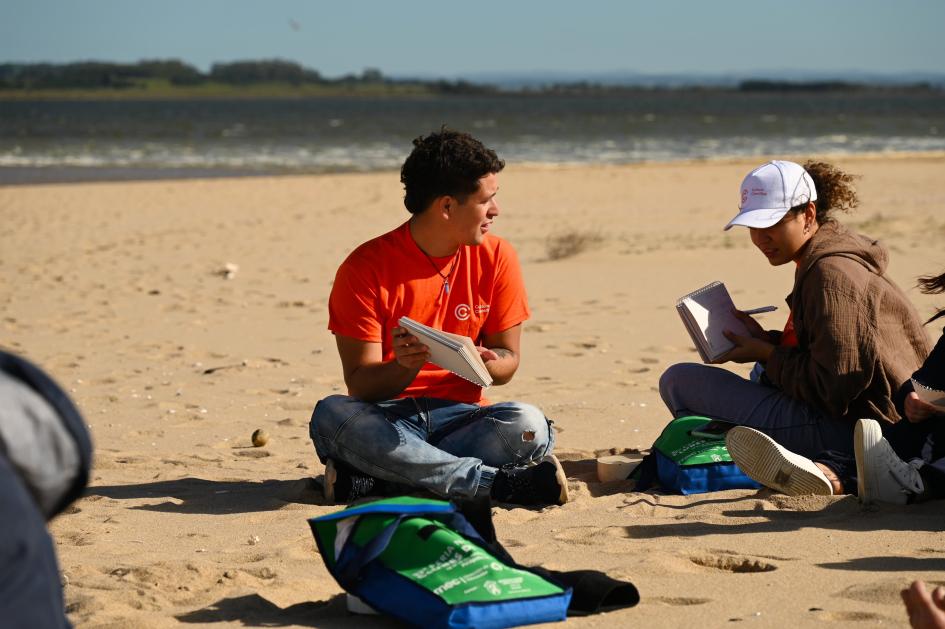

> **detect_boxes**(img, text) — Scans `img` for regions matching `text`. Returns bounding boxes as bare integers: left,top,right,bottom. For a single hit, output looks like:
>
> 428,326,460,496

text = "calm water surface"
2,91,943,184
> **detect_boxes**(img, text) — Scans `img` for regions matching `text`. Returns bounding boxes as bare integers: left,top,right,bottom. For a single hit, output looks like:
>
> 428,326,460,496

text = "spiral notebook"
676,281,751,363
398,316,493,387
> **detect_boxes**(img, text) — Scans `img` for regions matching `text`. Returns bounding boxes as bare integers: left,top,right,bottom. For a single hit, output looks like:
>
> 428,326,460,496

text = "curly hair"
400,127,504,214
918,269,945,324
788,161,859,222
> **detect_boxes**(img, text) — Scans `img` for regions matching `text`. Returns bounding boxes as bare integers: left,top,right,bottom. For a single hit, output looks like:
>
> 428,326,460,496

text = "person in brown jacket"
659,160,929,496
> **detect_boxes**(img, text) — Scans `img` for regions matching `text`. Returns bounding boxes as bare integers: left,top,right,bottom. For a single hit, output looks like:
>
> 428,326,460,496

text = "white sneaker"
725,426,833,496
855,418,924,505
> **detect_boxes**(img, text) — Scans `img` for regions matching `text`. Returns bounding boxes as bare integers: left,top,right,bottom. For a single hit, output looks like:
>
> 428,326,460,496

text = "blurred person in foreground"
1,350,92,628
903,581,945,629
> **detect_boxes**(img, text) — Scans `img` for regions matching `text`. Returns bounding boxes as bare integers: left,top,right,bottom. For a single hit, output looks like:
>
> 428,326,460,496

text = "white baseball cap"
724,160,818,230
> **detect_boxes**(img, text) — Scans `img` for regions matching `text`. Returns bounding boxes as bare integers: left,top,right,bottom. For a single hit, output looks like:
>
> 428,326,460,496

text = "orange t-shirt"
328,220,530,404
780,262,800,348
780,312,798,347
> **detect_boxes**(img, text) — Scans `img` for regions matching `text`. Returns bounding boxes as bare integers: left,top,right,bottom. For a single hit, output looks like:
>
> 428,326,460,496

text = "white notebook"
912,378,945,411
676,281,751,363
398,316,493,387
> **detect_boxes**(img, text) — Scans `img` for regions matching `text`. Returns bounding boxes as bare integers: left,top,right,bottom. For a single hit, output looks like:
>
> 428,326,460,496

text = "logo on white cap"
724,160,817,231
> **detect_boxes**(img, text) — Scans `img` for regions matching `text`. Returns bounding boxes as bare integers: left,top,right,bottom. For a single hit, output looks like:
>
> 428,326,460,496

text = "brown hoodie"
765,220,930,424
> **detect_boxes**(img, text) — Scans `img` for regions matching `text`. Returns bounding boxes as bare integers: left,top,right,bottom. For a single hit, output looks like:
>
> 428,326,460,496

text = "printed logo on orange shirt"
454,303,490,320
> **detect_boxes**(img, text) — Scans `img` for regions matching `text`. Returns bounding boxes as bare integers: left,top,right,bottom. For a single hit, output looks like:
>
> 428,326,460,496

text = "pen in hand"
742,306,778,315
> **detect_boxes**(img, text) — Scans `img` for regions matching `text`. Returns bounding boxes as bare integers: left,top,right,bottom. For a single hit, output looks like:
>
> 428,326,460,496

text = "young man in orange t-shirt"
309,129,568,506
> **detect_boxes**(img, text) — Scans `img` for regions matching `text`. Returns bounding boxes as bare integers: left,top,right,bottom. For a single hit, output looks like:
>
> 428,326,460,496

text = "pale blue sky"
2,0,943,78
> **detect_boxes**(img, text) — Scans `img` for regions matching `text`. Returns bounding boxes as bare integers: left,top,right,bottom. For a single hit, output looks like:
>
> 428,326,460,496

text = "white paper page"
399,317,491,386
680,283,750,361
912,378,945,411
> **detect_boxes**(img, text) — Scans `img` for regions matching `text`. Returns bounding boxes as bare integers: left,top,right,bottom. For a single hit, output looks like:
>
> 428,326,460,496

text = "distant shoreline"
0,83,451,101
2,81,942,102
3,85,942,102
4,59,942,101
5,150,945,187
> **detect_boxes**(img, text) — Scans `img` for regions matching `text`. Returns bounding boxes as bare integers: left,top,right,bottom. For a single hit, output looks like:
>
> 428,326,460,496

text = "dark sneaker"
323,459,382,504
490,455,569,506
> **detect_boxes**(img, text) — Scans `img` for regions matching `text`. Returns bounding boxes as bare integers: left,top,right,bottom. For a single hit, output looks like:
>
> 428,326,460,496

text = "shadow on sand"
86,476,326,515
175,593,400,627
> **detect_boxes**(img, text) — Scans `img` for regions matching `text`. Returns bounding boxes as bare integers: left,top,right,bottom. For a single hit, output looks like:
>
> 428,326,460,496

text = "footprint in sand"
808,609,889,622
709,549,797,563
272,398,312,412
642,345,680,354
244,566,278,580
652,596,711,606
837,580,938,606
235,449,271,458
553,526,632,546
65,532,96,547
64,593,107,618
688,552,777,573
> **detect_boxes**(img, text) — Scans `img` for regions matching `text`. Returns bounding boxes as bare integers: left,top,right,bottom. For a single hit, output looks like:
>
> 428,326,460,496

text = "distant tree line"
0,60,204,88
736,80,936,92
1,60,938,94
0,58,496,93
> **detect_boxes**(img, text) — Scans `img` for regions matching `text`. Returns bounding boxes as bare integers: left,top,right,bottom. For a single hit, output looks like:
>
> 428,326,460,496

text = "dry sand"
3,155,945,628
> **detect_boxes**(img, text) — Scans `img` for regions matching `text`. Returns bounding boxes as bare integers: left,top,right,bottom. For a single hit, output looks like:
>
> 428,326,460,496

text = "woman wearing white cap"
659,160,930,497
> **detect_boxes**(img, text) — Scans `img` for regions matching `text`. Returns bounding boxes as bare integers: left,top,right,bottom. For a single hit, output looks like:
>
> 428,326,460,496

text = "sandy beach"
3,155,945,628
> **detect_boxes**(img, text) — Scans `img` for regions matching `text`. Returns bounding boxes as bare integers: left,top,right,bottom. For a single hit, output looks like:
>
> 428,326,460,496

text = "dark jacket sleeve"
896,326,945,416
0,454,71,629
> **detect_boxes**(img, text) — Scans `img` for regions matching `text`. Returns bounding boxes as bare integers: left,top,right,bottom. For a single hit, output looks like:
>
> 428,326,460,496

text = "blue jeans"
659,363,854,463
309,395,555,499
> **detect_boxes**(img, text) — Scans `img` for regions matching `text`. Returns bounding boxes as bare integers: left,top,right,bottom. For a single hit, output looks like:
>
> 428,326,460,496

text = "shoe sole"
543,454,570,505
324,459,338,504
725,427,832,496
854,418,885,505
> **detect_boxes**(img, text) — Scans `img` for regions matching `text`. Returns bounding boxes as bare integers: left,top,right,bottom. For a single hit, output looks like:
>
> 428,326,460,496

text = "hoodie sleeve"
765,261,877,419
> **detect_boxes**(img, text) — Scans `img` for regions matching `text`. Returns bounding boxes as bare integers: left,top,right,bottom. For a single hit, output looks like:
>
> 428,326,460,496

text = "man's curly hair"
400,127,504,214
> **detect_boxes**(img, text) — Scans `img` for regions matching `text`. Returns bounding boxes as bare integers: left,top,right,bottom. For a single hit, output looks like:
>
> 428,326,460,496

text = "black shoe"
323,459,383,504
490,455,569,506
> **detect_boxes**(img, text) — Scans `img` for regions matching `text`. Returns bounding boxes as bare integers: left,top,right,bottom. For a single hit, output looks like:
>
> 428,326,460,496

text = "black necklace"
420,247,460,300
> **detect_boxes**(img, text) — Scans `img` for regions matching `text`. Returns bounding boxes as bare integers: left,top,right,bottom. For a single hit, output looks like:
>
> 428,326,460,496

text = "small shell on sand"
216,262,239,279
251,429,269,447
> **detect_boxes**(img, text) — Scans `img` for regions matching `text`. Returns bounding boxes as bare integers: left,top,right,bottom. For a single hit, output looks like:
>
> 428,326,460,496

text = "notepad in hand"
398,316,493,387
911,378,945,411
676,281,751,363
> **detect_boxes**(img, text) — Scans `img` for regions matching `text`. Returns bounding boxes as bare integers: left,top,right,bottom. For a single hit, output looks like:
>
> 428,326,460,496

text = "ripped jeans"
309,395,556,499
